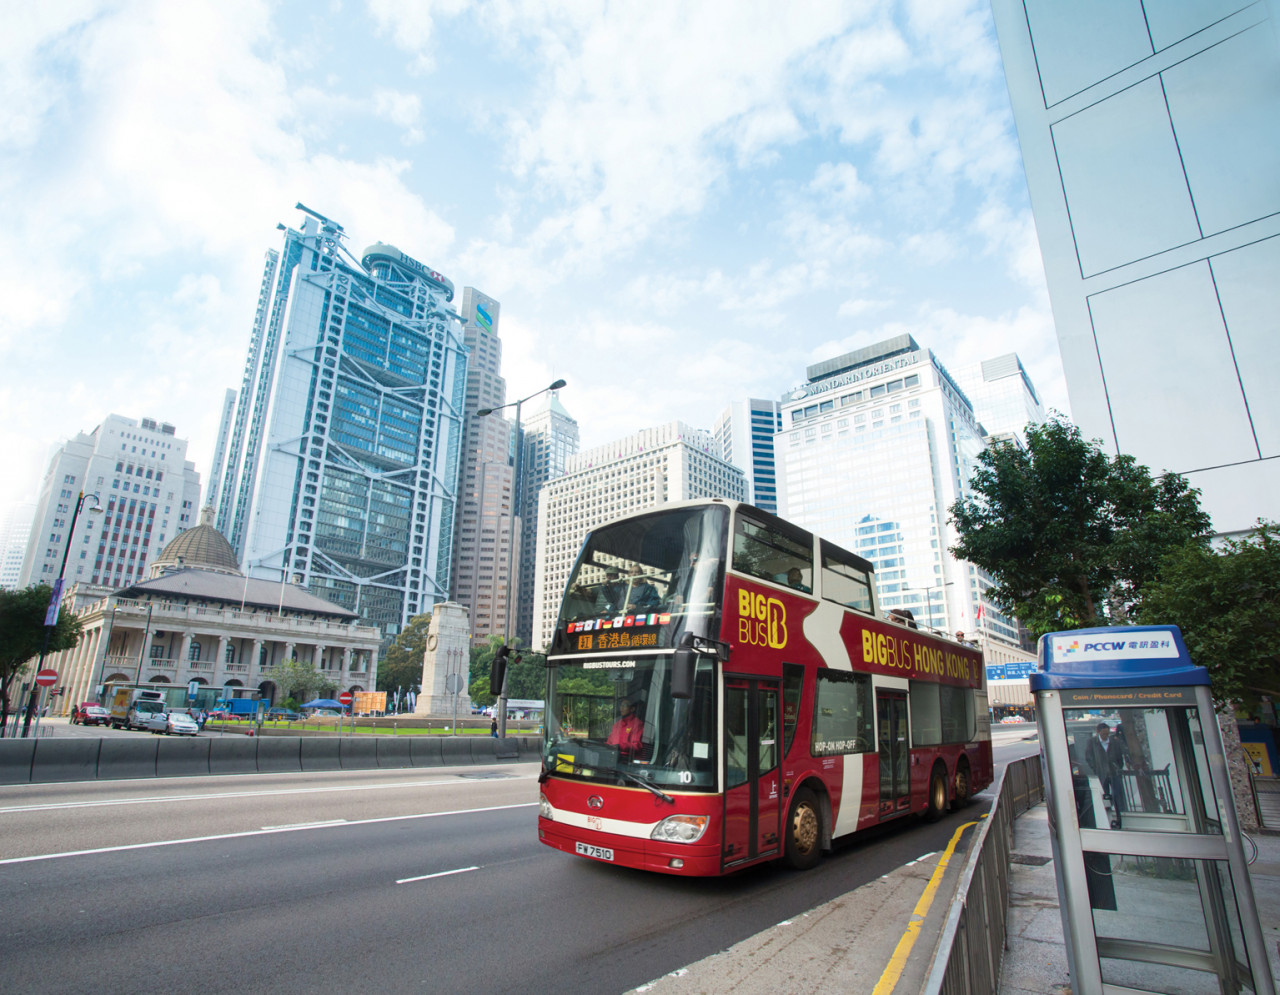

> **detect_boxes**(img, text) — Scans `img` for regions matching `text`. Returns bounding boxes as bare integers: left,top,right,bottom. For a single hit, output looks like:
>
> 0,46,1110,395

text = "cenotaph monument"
413,601,473,716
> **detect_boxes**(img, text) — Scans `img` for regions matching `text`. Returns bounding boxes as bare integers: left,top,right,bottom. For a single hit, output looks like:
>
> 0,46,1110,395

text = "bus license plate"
576,842,614,861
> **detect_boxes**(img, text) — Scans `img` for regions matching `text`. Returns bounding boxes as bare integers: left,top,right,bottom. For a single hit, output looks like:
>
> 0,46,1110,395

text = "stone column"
179,631,193,668
138,627,156,682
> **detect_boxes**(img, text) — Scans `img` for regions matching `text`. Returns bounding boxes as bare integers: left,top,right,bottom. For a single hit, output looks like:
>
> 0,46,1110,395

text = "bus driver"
606,698,645,759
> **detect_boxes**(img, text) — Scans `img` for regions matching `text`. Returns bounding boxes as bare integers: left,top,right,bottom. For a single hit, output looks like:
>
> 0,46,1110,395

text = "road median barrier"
376,736,412,768
257,736,303,773
209,736,258,775
28,738,100,783
410,736,443,767
98,737,159,779
0,738,38,784
339,736,379,770
157,736,212,777
300,736,341,772
439,737,472,765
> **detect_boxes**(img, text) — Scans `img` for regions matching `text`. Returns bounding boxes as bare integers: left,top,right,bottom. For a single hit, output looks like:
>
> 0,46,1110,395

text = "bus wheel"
953,760,972,808
784,787,823,870
926,764,948,822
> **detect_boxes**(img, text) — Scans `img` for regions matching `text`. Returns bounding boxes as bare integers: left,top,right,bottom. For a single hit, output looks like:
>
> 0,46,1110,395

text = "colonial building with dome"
42,509,382,714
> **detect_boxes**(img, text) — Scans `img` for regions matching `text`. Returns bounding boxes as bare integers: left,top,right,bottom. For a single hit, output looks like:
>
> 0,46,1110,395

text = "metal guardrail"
923,755,1045,995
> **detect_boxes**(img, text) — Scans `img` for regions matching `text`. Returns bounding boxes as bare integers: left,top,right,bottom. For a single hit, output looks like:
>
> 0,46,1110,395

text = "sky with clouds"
0,0,1065,523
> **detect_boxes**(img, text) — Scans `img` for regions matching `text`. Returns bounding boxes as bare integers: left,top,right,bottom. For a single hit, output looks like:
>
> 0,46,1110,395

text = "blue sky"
0,0,1064,522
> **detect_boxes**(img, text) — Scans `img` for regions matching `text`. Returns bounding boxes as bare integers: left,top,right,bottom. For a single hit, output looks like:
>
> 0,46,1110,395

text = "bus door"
877,690,911,817
722,677,781,866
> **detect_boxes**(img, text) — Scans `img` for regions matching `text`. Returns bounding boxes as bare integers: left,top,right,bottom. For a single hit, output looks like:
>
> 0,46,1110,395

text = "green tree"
0,585,84,732
1136,521,1280,830
950,418,1212,635
1136,521,1280,709
266,658,329,704
377,612,432,694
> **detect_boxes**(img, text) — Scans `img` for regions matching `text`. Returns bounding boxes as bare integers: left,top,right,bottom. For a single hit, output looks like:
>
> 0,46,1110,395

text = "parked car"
71,702,111,726
267,708,302,722
143,711,200,736
307,708,342,718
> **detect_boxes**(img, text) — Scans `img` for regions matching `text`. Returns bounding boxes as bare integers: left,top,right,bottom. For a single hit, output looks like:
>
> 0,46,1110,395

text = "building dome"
150,507,241,576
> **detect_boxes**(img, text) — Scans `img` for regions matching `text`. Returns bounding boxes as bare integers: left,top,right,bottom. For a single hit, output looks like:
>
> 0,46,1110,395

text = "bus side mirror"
671,633,696,700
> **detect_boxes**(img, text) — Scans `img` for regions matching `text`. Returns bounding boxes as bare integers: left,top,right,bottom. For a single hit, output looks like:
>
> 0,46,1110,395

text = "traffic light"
491,645,510,697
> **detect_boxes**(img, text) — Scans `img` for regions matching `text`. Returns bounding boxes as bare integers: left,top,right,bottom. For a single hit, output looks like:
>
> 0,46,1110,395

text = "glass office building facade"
991,0,1280,535
714,399,783,513
213,209,467,639
777,336,1018,644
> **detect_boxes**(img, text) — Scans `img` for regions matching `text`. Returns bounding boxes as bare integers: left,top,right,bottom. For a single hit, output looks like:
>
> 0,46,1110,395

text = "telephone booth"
1034,625,1274,994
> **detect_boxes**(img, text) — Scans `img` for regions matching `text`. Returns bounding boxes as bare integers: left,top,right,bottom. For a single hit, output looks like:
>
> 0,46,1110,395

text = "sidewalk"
1000,805,1280,994
627,833,972,995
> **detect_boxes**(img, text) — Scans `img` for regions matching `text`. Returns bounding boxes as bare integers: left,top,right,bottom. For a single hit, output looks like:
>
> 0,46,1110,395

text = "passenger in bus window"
786,567,810,593
626,567,660,613
596,570,627,611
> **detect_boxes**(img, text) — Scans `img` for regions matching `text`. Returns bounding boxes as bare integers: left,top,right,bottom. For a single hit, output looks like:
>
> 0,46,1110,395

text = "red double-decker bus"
537,499,992,876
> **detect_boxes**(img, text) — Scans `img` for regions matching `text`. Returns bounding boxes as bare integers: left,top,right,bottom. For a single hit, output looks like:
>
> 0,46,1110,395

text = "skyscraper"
451,286,515,643
18,414,201,591
991,0,1280,535
214,206,467,640
776,335,1018,645
1,504,35,590
948,353,1046,446
713,399,783,512
516,392,579,645
530,422,747,650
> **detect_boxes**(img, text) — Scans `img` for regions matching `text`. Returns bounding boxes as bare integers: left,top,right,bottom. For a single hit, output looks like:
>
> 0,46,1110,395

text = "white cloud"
810,161,871,208
373,88,425,144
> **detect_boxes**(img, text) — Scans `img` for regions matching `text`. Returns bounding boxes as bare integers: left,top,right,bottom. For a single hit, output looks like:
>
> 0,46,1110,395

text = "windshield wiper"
541,757,675,804
615,767,675,804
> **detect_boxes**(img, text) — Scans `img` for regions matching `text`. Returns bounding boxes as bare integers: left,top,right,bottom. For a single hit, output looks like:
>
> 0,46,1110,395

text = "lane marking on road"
872,818,981,995
0,773,540,815
396,865,479,884
262,820,349,830
0,802,538,866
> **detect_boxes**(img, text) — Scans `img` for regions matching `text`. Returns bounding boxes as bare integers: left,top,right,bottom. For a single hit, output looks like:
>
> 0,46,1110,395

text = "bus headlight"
539,794,554,820
650,814,708,844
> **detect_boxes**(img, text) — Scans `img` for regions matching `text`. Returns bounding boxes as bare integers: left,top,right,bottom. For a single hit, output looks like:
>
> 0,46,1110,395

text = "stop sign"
35,668,58,687
338,691,353,706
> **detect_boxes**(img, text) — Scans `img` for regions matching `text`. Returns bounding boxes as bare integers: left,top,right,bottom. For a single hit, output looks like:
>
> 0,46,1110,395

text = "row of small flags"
567,613,672,633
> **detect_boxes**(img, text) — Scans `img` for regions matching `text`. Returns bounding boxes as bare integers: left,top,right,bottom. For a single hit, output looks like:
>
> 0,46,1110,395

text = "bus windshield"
553,504,728,655
545,655,717,791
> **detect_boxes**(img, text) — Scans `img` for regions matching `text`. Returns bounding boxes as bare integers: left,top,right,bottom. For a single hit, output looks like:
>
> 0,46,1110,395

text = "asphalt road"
0,732,1040,995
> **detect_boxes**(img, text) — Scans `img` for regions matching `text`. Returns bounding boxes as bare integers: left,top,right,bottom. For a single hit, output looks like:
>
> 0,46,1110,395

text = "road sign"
338,691,353,706
446,673,464,694
35,669,59,687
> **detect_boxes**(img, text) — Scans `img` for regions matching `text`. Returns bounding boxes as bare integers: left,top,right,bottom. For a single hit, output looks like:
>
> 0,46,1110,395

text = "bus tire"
926,763,948,822
784,787,823,870
953,759,972,809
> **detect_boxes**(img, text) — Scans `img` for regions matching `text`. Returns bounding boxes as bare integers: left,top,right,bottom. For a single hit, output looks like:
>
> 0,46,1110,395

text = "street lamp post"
21,490,102,737
476,377,565,737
